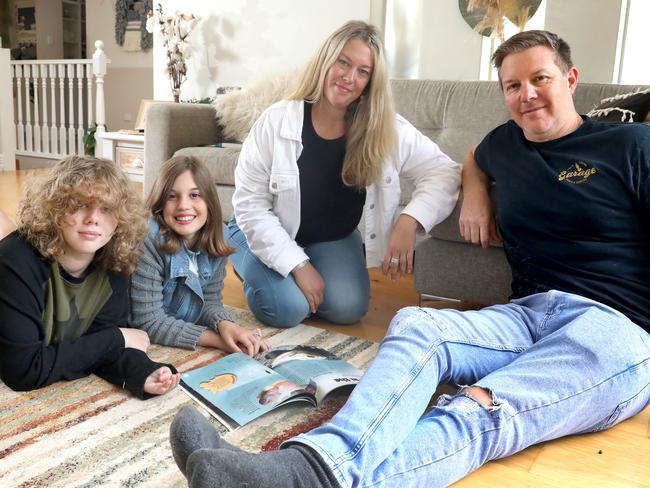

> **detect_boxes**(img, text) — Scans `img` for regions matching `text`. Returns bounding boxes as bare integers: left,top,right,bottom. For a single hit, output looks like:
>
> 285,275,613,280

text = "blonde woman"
228,20,460,328
0,156,179,399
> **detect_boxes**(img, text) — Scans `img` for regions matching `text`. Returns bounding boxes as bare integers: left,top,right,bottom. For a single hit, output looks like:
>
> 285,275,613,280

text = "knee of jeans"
246,286,309,328
318,294,368,325
387,306,438,336
318,301,368,325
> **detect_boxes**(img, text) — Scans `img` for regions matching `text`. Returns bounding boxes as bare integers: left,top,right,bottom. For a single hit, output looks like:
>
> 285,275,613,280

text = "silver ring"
390,257,399,265
252,329,262,338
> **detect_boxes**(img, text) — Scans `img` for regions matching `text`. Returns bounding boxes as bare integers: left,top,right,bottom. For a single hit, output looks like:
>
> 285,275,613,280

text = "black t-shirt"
475,117,650,331
295,102,366,247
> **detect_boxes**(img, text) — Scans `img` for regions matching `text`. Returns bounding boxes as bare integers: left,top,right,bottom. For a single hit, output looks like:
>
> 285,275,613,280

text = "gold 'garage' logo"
558,162,597,184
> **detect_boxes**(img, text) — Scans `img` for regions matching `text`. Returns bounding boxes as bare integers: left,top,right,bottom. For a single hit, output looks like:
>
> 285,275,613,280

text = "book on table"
179,345,363,431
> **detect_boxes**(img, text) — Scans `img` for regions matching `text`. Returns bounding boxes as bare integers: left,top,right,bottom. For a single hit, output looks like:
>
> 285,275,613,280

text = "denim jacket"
128,219,234,350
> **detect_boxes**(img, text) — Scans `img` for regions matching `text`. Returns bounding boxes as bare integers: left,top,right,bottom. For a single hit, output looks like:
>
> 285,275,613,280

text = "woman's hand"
143,366,181,396
201,322,270,356
292,262,325,314
382,214,419,282
119,328,151,352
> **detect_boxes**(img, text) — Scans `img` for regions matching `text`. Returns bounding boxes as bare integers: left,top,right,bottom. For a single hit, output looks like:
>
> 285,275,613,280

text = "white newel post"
93,40,107,134
0,48,16,171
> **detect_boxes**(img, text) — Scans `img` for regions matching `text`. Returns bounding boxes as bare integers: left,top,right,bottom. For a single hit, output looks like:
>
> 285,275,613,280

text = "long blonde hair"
288,20,395,188
17,155,147,275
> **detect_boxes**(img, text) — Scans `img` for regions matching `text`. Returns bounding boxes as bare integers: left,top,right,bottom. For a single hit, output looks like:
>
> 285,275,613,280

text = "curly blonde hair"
16,155,147,275
288,20,396,188
147,155,233,257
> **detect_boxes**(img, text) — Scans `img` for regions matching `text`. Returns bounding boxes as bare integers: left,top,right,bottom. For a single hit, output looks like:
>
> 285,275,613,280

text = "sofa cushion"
213,71,296,142
429,187,502,247
174,146,240,186
586,89,650,122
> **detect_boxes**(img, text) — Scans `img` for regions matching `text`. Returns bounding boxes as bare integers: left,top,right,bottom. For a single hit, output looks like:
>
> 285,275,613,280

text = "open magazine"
179,345,363,431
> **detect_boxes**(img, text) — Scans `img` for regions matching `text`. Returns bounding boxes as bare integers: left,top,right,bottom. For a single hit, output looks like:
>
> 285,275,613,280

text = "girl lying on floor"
0,155,180,399
129,155,268,355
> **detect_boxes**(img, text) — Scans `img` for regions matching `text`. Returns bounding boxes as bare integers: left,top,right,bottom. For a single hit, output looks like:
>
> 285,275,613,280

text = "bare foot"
144,366,181,396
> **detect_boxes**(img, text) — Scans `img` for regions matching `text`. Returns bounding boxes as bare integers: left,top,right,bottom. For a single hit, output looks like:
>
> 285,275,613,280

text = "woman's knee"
317,283,369,325
246,285,309,328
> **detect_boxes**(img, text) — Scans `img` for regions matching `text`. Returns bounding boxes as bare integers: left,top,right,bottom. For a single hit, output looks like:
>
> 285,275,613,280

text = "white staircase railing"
10,40,109,161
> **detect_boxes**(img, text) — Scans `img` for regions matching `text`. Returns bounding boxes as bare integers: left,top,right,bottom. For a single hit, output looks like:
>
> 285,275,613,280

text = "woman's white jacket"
232,99,461,278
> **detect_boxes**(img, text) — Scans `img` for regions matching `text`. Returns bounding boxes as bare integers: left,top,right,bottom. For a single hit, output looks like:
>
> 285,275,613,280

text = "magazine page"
255,346,363,404
180,353,311,430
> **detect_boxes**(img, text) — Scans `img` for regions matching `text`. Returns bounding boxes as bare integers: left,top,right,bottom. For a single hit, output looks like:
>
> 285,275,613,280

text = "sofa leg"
418,293,461,307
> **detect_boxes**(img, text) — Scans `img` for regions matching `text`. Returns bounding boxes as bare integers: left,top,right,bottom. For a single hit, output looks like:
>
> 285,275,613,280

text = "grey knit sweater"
129,230,235,350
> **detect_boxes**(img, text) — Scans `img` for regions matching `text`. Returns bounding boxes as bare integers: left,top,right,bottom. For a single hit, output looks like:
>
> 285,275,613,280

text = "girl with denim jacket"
130,156,269,355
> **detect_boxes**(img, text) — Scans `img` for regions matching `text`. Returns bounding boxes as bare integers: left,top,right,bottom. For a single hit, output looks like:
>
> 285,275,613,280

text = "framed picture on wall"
15,0,36,57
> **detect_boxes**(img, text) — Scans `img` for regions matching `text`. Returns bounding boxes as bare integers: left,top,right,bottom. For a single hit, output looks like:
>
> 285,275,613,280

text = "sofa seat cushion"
174,146,240,186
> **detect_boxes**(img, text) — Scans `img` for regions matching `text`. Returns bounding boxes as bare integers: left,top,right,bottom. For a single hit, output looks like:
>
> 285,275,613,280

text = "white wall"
85,0,153,131
545,0,623,83
152,0,372,101
419,0,483,80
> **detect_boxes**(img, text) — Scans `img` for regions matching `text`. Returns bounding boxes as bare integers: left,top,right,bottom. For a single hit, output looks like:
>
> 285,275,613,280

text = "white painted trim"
613,0,630,83
0,48,16,171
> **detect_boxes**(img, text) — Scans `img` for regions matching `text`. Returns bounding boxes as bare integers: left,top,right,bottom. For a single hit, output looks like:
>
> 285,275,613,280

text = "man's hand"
458,149,501,249
382,214,419,282
293,262,324,314
459,187,500,248
119,328,151,352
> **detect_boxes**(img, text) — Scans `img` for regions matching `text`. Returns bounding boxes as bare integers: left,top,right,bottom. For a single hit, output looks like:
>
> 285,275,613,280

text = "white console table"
96,131,145,182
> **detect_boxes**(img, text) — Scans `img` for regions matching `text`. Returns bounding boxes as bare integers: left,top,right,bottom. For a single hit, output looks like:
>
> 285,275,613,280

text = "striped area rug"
0,307,378,487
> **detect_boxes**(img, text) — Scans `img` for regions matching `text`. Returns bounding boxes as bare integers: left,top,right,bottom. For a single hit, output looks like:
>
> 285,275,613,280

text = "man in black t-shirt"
168,31,650,488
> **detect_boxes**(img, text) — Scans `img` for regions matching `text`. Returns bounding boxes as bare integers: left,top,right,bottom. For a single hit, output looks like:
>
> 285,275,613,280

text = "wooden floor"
1,169,648,487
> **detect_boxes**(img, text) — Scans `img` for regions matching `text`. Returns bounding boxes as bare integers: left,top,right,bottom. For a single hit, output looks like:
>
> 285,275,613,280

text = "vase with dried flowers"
146,4,200,102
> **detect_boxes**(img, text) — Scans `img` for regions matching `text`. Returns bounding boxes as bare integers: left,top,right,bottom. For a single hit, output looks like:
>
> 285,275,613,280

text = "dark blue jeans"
227,216,370,328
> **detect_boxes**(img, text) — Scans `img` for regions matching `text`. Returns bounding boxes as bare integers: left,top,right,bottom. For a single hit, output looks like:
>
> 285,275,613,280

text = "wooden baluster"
76,64,85,155
33,63,41,153
58,64,66,155
86,63,94,138
67,64,75,154
15,65,25,152
92,41,107,135
24,65,32,153
40,64,50,155
50,64,59,155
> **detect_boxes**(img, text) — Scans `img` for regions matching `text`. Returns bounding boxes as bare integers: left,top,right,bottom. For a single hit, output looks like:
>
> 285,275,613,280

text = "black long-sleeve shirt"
0,232,167,398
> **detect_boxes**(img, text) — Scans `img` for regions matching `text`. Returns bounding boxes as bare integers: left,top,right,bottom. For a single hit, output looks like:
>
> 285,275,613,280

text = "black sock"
170,405,243,476
186,444,340,488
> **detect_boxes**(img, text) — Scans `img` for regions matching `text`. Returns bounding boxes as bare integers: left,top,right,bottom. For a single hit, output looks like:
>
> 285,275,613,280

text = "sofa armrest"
144,103,224,195
429,186,501,247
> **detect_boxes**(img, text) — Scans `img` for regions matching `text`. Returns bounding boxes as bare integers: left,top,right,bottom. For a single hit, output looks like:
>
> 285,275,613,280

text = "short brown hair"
147,155,233,257
492,30,573,80
17,155,147,275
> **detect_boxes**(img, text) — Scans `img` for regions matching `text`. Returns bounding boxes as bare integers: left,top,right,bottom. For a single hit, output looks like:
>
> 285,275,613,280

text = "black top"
475,117,650,331
0,232,170,398
295,102,366,247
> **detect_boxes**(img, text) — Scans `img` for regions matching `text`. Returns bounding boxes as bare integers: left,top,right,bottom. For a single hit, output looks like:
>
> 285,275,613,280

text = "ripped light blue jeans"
289,291,650,487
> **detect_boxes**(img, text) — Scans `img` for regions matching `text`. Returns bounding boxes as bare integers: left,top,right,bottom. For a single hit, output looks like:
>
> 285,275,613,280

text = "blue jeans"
227,217,370,328
289,291,650,487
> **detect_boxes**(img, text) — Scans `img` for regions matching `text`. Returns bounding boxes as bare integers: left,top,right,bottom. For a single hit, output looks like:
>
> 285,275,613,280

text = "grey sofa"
145,80,650,306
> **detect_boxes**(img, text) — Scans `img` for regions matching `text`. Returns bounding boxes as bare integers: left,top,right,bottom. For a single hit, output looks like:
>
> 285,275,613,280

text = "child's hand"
218,320,270,357
143,366,180,396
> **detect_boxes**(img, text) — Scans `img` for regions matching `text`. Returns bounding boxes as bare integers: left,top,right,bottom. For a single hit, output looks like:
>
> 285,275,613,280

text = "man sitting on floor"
168,30,650,488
